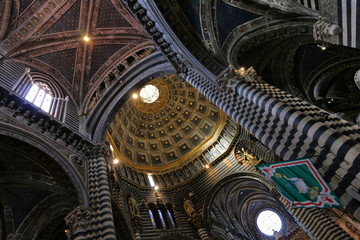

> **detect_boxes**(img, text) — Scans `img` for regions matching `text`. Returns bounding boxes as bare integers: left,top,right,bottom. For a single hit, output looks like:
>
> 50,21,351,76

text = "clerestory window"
148,202,177,229
13,68,68,121
25,82,53,113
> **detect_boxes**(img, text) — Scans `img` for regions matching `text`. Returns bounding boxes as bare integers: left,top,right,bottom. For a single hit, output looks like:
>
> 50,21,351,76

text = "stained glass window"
148,210,157,229
167,210,176,228
25,82,53,113
158,210,166,228
25,84,39,102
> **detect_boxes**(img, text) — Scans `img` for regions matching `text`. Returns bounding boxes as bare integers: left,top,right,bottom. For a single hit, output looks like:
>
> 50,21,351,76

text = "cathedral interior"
1,0,360,239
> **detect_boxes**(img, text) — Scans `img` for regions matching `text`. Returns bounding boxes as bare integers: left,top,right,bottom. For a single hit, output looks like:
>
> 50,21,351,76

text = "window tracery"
25,82,53,113
148,202,177,229
12,68,68,121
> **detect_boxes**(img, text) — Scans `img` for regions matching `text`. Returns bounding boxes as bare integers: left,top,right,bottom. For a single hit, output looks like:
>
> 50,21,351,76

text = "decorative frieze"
217,66,262,94
0,85,94,155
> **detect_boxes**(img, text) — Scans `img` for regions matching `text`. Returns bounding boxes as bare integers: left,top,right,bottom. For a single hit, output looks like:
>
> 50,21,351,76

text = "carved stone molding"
64,206,93,239
83,46,156,115
217,66,262,94
6,233,22,240
320,0,338,24
0,0,64,57
70,154,84,168
0,85,94,156
90,144,110,159
354,70,360,91
183,197,203,229
217,66,241,94
0,0,12,41
120,0,200,77
199,0,227,63
313,16,341,45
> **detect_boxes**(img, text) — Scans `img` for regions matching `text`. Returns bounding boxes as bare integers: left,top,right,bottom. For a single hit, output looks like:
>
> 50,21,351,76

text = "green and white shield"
257,158,343,208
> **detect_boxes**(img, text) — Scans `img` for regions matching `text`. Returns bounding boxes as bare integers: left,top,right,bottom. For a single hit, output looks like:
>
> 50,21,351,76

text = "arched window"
148,203,163,229
148,209,158,229
12,68,68,121
166,203,177,228
25,81,53,112
148,202,177,229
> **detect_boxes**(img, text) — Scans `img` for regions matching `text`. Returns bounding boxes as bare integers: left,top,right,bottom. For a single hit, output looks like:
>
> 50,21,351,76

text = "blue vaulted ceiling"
216,0,261,45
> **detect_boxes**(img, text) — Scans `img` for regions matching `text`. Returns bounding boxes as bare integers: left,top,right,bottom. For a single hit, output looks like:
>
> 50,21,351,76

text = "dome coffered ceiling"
108,74,228,173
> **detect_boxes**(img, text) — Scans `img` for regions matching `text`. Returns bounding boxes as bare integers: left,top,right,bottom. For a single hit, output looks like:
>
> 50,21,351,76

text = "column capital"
65,206,93,239
313,16,341,45
90,144,110,158
217,66,261,94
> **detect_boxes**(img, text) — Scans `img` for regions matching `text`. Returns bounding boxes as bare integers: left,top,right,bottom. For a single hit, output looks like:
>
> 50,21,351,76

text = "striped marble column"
290,207,351,240
197,228,210,240
272,189,352,240
184,67,360,235
135,232,141,240
88,145,116,239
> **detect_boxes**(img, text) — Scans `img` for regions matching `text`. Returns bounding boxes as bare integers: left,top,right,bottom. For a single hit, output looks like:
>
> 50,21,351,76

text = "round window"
139,85,159,103
256,209,282,236
355,69,360,90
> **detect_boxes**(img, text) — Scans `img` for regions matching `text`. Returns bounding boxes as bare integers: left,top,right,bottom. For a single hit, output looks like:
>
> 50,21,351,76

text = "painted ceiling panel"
20,0,35,15
176,0,202,37
216,0,261,44
3,187,52,230
90,44,125,79
97,0,132,28
300,45,336,86
45,0,81,34
36,48,77,84
0,150,48,175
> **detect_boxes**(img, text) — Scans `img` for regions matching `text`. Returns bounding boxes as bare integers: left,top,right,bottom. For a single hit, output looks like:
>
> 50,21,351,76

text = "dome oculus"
140,85,159,103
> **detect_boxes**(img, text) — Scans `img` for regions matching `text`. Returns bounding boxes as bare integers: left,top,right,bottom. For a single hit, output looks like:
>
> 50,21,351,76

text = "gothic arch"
80,42,156,115
112,201,134,240
14,194,72,240
202,172,299,239
0,123,88,206
4,59,77,107
86,52,175,143
227,18,316,67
